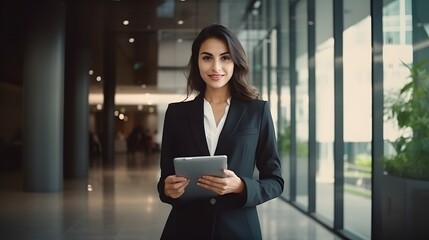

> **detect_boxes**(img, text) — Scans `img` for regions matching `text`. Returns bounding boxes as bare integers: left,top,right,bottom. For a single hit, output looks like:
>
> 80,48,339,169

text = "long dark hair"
185,24,259,101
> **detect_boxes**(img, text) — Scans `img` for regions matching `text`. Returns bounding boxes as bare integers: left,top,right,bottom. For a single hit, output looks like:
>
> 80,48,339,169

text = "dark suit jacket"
157,94,284,240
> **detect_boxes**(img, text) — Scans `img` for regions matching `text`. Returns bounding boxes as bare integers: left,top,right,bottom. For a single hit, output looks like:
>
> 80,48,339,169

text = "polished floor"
0,152,343,240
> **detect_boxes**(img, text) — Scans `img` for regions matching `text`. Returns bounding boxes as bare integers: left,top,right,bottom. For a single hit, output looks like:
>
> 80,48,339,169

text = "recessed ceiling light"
177,38,183,43
177,20,184,25
129,37,135,43
253,0,261,9
123,20,129,25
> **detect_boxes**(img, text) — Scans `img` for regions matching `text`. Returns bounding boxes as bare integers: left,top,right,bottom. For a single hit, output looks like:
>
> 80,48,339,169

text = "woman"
157,24,284,240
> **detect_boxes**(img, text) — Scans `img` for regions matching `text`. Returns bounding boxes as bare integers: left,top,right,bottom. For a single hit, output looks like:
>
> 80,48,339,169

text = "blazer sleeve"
241,101,284,207
157,103,177,205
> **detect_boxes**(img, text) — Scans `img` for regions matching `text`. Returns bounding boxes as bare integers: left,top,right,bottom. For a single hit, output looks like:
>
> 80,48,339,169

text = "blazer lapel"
215,98,247,155
188,94,210,155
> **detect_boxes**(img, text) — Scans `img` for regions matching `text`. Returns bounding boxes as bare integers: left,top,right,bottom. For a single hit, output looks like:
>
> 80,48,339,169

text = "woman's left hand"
197,169,245,195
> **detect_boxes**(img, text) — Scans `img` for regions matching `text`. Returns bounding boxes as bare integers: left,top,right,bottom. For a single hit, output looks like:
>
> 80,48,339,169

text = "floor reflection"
0,152,342,239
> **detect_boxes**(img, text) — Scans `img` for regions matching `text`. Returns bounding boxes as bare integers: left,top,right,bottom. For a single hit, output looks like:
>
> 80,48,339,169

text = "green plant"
383,60,429,181
354,154,372,170
278,125,308,158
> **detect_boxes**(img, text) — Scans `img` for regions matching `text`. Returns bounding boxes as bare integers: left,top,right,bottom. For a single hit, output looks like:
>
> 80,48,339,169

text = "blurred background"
1,0,429,239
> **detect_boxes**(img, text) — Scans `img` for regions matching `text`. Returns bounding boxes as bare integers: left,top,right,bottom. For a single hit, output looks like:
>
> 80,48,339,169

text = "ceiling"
84,0,252,106
0,0,252,87
84,0,253,111
105,0,221,40
0,0,253,116
83,0,250,85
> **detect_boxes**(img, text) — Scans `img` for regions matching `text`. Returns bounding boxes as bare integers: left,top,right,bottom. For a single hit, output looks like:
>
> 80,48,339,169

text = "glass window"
405,30,412,44
343,0,372,238
269,29,278,134
384,32,400,44
315,0,334,222
405,0,412,14
253,45,264,97
295,0,309,208
382,0,429,238
383,0,413,175
279,0,291,200
383,0,400,16
384,0,429,181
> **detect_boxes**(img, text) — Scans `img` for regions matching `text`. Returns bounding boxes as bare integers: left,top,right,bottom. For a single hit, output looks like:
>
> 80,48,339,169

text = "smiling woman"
157,24,284,240
185,24,259,102
197,38,235,93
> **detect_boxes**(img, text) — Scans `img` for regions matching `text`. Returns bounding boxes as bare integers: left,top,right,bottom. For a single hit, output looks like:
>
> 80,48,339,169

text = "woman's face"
198,38,234,92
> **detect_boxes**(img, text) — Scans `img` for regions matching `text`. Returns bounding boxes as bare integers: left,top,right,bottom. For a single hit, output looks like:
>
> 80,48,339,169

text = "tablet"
174,155,228,199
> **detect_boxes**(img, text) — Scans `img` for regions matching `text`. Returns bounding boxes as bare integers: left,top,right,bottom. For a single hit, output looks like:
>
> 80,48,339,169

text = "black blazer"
157,94,284,240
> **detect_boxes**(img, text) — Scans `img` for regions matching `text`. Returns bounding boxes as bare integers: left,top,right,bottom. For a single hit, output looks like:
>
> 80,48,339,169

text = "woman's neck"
204,88,230,104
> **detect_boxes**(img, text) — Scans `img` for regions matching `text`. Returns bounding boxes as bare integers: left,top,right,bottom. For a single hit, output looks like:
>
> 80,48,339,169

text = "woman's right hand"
164,175,190,199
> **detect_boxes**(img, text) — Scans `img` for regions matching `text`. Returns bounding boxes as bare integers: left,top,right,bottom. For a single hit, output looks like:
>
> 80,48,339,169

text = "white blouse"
203,97,231,156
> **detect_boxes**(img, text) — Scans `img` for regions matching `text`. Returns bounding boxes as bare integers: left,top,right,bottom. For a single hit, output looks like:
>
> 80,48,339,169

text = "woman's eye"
221,55,231,61
202,55,212,61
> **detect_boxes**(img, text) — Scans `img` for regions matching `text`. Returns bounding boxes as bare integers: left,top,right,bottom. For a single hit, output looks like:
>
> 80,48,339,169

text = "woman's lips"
209,74,224,80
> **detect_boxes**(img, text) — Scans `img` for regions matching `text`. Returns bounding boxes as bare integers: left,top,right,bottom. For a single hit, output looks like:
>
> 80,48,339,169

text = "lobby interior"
2,0,429,239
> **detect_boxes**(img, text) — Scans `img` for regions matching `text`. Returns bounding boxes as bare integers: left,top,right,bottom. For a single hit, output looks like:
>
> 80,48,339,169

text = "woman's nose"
212,59,221,71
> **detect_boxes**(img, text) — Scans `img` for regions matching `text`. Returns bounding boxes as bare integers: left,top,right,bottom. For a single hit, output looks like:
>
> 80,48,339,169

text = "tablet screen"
173,155,227,199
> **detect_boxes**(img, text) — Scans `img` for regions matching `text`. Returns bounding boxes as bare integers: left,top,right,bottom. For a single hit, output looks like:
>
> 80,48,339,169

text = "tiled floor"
0,152,343,240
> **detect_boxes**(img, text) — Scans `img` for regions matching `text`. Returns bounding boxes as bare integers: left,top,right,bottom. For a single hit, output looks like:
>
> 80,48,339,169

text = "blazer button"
210,198,216,205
